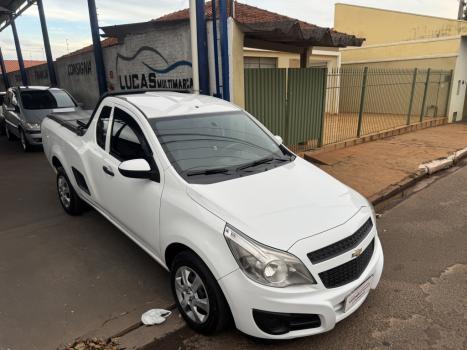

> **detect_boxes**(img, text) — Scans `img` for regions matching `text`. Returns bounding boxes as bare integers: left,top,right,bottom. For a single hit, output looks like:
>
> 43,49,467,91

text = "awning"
0,0,36,31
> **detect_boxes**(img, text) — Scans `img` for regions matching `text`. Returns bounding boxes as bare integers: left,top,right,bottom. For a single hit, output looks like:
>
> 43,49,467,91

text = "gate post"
444,69,454,120
407,68,418,125
420,68,431,122
357,67,368,138
317,68,328,148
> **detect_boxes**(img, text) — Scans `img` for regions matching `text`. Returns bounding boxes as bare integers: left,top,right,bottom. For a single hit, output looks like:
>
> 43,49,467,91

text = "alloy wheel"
174,266,210,324
58,175,71,208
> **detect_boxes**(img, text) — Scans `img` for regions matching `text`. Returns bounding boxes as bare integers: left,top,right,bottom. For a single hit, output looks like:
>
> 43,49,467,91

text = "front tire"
56,166,86,215
171,251,231,334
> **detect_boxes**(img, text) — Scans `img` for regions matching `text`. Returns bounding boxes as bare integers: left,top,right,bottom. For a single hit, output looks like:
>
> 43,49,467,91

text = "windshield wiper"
236,156,290,172
186,168,232,177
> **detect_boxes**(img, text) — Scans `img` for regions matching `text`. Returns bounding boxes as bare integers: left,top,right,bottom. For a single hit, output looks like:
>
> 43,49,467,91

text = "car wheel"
56,166,86,216
171,251,231,334
5,123,16,141
19,129,31,152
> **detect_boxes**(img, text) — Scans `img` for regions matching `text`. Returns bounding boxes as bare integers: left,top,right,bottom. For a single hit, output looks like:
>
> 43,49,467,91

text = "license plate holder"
344,276,373,312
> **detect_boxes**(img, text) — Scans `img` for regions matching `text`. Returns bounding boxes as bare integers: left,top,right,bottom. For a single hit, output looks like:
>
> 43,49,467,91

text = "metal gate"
244,68,327,150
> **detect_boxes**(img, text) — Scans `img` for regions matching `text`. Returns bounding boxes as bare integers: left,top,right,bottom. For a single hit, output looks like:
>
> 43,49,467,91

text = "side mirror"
118,158,158,180
274,135,283,145
77,102,84,108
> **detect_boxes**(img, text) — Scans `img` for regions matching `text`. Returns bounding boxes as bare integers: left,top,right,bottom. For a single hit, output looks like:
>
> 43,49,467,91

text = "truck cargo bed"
47,110,93,136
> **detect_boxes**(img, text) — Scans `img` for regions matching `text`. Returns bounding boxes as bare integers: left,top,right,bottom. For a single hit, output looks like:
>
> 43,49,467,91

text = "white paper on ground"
141,309,172,326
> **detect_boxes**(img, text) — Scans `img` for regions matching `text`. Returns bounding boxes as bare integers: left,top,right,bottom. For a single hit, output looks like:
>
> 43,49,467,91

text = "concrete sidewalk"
305,123,467,201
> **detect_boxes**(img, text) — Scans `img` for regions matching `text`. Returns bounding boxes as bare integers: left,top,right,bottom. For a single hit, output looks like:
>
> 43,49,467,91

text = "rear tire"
19,129,31,152
56,166,86,215
171,251,231,335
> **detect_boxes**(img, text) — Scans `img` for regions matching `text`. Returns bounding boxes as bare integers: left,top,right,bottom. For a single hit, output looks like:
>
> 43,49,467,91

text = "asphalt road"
148,161,467,349
1,135,466,350
0,138,174,350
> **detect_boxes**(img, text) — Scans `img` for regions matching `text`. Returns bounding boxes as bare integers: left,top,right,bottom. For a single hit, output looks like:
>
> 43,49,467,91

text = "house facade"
334,4,467,121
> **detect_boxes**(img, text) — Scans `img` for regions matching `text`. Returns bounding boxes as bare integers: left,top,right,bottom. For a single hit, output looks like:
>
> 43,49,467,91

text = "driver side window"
110,107,150,162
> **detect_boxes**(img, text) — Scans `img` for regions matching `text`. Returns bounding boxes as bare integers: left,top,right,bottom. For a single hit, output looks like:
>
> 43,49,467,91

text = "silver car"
0,91,6,135
3,86,81,151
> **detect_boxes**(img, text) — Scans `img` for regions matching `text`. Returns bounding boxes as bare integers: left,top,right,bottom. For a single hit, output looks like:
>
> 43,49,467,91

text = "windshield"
21,90,76,110
151,111,294,184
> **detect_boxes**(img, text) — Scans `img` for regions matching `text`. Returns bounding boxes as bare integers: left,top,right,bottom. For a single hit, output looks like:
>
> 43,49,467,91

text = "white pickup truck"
42,91,383,339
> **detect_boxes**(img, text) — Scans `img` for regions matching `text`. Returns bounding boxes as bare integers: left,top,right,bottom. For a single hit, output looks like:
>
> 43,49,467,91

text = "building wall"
342,57,457,71
341,38,460,68
230,19,245,108
55,51,100,108
104,21,193,96
335,4,467,45
244,49,299,68
449,37,467,121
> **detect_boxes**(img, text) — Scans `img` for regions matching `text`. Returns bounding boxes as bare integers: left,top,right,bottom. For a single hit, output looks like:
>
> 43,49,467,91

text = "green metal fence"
324,67,453,145
244,68,327,150
245,67,453,151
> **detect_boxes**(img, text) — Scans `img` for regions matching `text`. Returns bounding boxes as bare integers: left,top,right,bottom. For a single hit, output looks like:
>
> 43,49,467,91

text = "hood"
187,157,368,251
24,107,78,124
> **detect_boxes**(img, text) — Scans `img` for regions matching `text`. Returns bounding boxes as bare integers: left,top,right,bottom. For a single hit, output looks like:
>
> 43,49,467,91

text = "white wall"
448,36,467,122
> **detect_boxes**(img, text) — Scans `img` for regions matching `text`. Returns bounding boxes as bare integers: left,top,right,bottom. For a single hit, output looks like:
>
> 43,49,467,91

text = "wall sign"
67,60,92,76
115,46,192,91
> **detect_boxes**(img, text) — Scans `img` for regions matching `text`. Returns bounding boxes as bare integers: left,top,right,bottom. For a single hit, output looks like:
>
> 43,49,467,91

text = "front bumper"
25,130,42,145
218,210,384,339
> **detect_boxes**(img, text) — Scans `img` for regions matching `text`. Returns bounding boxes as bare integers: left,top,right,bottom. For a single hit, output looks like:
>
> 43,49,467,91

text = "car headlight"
25,122,41,131
224,225,316,287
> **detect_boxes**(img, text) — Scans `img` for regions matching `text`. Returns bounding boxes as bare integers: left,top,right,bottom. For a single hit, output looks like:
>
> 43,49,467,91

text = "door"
97,104,163,253
4,89,21,137
86,104,114,203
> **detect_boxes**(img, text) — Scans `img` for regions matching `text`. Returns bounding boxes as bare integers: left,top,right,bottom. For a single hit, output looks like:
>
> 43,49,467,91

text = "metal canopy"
0,0,36,32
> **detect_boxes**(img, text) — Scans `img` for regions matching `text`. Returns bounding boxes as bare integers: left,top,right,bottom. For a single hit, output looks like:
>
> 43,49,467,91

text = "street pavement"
1,133,467,349
308,123,467,199
147,160,467,349
0,138,174,350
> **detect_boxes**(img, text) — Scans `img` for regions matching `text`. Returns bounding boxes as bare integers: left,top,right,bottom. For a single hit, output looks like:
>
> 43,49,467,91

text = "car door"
4,89,21,136
97,104,163,254
85,103,114,204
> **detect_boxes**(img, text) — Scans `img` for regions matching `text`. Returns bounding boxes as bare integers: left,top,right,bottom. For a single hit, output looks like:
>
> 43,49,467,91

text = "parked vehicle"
3,86,80,151
42,91,384,339
0,91,6,136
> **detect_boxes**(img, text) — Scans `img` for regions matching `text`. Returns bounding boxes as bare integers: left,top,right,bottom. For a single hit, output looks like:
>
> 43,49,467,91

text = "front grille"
319,239,375,288
307,218,373,264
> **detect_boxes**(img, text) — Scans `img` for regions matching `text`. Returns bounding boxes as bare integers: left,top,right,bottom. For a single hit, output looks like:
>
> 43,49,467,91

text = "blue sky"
0,0,460,61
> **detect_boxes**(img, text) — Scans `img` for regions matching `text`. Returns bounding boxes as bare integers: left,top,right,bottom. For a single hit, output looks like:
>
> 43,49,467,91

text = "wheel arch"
165,242,198,270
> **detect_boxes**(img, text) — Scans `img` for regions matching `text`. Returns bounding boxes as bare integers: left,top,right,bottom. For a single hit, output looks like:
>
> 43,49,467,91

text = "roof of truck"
117,91,241,119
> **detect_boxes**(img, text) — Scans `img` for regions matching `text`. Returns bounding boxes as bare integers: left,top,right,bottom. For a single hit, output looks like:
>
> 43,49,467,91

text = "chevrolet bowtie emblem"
352,248,363,258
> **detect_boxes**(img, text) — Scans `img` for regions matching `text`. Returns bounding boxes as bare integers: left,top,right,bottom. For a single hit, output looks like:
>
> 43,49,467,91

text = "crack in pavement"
371,264,467,350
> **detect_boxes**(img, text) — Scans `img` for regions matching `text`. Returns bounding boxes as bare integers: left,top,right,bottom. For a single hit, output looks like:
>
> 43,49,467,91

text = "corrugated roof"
154,1,364,47
102,1,363,48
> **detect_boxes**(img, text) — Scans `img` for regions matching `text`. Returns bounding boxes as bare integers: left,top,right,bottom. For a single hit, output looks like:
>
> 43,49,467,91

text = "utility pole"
458,0,466,20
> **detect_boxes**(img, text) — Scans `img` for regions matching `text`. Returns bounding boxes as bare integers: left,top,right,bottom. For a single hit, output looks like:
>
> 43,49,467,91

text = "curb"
370,146,467,207
418,146,467,175
302,117,448,157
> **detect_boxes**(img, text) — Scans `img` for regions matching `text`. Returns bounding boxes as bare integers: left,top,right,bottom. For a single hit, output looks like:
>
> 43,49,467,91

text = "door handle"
103,165,114,177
